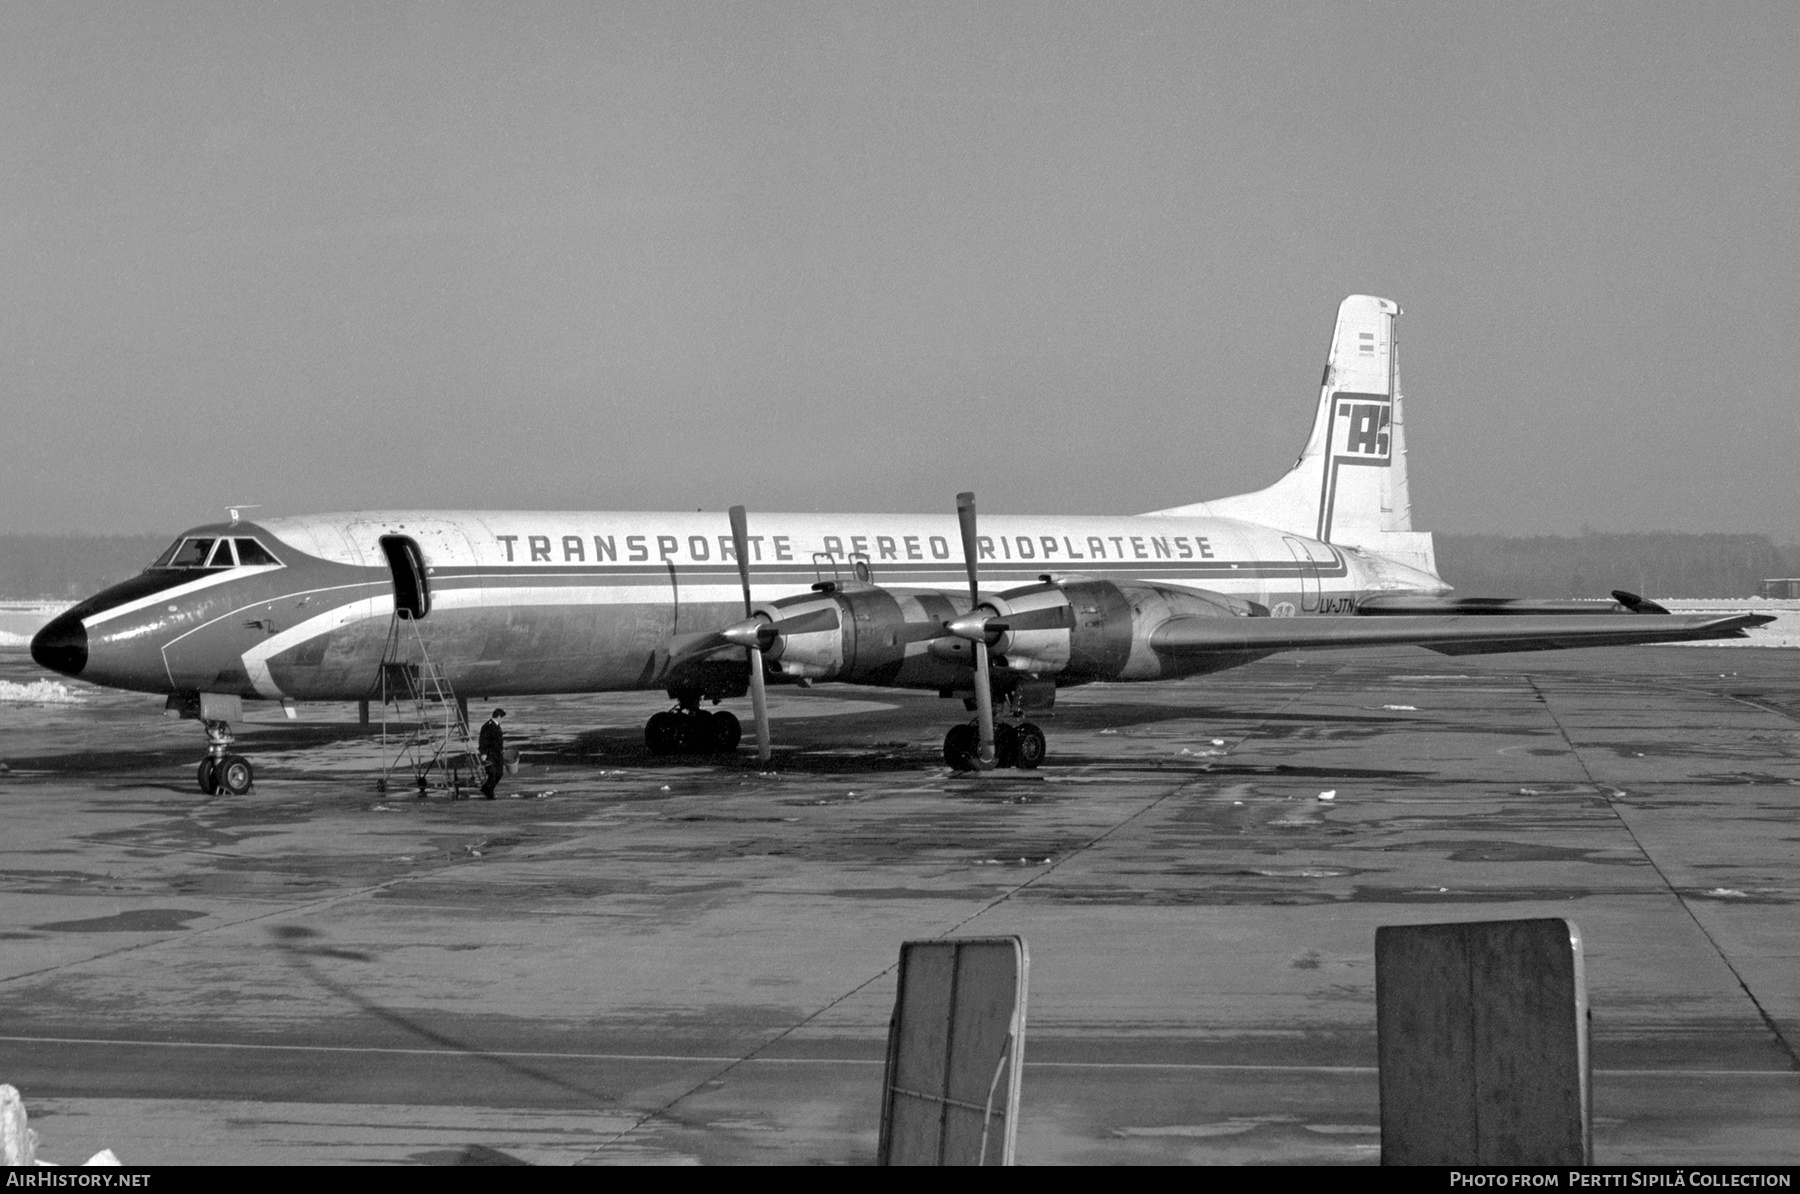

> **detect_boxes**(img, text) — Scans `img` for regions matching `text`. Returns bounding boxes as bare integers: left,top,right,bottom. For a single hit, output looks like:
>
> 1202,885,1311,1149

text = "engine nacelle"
931,576,1263,682
1107,579,1265,680
753,583,971,687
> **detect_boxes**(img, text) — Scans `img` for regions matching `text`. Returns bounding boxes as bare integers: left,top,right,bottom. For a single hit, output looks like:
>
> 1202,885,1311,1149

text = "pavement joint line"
1527,673,1800,1073
1555,668,1800,727
575,664,1345,1161
0,1037,1794,1080
1653,681,1800,736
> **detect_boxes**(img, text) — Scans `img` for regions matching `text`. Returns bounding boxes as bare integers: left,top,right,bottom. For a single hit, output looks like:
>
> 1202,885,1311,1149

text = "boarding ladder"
375,613,481,797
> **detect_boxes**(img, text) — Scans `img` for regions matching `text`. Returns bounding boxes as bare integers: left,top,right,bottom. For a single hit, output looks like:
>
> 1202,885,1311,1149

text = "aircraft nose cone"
30,610,87,677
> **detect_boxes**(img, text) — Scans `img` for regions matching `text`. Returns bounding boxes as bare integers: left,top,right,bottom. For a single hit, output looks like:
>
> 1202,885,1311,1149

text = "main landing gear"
644,696,743,756
943,720,1047,772
195,719,254,795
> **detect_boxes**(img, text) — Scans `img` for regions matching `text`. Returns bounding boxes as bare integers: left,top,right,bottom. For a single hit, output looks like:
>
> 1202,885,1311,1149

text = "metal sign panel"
1376,917,1591,1165
878,936,1028,1166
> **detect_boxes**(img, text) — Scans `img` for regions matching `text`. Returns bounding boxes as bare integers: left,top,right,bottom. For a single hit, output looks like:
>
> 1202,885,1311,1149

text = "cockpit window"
234,538,281,566
149,536,283,570
166,538,217,568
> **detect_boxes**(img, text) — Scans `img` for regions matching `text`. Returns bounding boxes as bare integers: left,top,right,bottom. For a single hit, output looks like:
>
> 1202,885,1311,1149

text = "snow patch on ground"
0,603,68,646
1661,600,1800,648
0,680,85,704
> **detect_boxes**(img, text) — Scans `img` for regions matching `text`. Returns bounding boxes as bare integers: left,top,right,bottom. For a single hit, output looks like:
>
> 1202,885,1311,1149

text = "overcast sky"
4,3,1796,538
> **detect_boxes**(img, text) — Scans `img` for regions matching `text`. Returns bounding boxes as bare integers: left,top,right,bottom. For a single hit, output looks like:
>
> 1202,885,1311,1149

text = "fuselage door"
380,535,430,620
1283,536,1323,613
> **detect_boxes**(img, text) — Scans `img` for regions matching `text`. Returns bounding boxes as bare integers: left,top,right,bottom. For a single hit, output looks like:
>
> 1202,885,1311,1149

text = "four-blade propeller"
727,505,772,764
954,491,999,770
722,493,996,771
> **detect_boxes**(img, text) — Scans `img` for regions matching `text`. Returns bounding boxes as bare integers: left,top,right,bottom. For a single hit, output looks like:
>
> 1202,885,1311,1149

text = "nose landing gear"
195,719,255,795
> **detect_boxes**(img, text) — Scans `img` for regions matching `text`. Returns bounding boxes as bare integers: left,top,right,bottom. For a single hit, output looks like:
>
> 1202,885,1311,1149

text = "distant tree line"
0,530,1791,602
1435,533,1793,599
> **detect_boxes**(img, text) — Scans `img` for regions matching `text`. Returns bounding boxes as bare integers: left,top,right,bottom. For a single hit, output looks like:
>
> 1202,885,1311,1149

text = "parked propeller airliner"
32,295,1771,793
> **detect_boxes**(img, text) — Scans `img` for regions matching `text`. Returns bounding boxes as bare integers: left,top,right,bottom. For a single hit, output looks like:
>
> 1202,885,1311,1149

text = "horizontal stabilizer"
1148,612,1774,658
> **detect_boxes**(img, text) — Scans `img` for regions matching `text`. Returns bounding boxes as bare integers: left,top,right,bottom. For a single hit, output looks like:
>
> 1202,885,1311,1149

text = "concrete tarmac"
1,644,1797,1165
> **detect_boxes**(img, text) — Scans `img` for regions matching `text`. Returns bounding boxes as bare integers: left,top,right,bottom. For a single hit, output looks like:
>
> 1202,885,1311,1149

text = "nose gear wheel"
195,718,250,794
216,755,255,794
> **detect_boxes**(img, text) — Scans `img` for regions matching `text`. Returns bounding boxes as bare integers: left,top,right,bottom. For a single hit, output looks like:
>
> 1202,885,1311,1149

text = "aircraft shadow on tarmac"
539,699,1419,773
409,1144,529,1166
4,693,1433,784
267,925,617,1117
0,722,392,780
1048,701,1415,728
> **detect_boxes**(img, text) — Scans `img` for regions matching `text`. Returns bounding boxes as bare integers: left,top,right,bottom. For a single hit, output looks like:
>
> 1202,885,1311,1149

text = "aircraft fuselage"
32,509,1440,704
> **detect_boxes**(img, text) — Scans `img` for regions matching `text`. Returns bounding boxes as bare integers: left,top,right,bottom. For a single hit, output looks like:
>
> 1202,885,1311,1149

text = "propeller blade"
728,505,771,764
954,492,997,770
955,492,982,603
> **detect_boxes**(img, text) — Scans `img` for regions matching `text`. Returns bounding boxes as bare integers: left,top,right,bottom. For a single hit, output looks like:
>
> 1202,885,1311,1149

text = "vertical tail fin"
1146,294,1438,577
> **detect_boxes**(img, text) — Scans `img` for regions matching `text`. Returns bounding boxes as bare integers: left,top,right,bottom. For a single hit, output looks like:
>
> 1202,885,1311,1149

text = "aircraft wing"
1149,611,1774,658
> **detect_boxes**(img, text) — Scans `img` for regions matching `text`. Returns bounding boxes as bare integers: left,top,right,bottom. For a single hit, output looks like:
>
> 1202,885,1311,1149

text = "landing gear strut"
944,720,1045,771
644,695,743,756
196,719,255,795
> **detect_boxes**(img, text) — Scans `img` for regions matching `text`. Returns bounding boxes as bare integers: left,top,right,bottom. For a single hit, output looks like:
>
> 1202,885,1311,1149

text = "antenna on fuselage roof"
226,505,262,524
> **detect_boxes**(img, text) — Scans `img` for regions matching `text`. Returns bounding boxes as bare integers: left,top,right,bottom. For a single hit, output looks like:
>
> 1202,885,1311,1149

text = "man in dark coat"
478,708,507,799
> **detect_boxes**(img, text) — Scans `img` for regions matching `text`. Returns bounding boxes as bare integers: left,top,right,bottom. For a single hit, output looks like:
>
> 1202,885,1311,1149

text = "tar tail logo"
1333,395,1391,460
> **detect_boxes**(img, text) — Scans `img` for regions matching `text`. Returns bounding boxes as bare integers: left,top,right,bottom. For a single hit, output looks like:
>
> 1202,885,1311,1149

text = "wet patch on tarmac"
1344,885,1636,904
32,908,209,933
1604,741,1795,761
1431,840,1617,864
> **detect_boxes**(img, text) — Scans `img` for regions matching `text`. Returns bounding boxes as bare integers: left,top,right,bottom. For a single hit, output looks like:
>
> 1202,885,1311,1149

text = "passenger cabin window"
150,535,284,570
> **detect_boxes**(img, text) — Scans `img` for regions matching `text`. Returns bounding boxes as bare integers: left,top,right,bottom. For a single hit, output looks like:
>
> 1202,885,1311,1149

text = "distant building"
1759,578,1800,599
